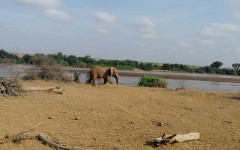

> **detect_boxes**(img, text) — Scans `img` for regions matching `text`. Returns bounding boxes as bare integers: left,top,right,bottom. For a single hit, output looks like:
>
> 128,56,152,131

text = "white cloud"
0,21,14,29
44,9,72,22
96,28,109,34
233,11,240,20
136,17,157,39
11,0,62,8
233,48,240,53
187,50,196,55
11,0,72,22
96,11,117,23
177,42,193,48
175,42,196,55
142,17,154,28
229,0,240,20
200,23,240,38
199,40,215,45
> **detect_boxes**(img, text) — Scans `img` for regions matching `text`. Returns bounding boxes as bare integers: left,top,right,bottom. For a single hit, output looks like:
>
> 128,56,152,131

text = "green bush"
138,75,168,88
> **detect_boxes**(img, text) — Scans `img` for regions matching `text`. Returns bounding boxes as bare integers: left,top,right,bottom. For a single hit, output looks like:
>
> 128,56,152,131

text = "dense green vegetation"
0,49,22,63
0,49,239,76
138,75,168,88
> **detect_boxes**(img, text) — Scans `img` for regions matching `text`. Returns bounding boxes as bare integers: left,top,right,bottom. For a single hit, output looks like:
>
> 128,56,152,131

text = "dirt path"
0,80,240,150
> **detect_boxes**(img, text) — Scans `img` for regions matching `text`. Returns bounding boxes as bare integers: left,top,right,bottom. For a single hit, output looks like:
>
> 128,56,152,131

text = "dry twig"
0,122,42,144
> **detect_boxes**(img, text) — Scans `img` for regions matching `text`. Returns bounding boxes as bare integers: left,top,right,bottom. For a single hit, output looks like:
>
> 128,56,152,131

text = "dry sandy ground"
0,80,240,150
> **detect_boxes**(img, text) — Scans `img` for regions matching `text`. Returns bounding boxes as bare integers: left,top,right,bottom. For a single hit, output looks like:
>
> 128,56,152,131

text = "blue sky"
1,0,240,67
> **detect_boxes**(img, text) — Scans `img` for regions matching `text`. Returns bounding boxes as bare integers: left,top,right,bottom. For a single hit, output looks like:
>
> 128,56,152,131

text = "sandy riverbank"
0,80,240,149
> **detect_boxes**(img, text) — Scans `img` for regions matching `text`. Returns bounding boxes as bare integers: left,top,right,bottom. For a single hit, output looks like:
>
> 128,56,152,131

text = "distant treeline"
0,49,22,63
1,49,240,76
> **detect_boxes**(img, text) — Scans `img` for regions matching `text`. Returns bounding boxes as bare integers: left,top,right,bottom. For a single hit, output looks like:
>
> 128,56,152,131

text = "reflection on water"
0,64,34,78
0,64,239,92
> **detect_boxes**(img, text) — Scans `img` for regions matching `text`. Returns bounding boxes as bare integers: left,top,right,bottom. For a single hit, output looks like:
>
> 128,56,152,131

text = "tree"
67,55,79,66
204,66,215,74
48,52,69,66
32,53,53,66
232,63,240,75
0,49,20,63
139,63,153,71
195,67,205,73
23,54,33,64
83,55,97,65
161,63,171,70
210,61,223,70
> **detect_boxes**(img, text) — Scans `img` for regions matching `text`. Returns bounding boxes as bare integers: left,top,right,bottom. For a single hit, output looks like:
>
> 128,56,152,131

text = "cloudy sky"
1,0,240,67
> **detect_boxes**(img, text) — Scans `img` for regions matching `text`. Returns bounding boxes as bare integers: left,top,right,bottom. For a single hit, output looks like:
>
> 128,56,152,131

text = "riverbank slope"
0,80,240,150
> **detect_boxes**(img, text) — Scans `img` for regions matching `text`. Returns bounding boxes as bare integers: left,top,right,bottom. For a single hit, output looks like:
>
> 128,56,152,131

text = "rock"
74,117,79,120
48,116,54,119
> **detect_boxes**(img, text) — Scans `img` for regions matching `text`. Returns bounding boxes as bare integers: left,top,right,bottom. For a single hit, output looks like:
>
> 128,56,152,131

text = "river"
0,64,240,92
79,74,240,92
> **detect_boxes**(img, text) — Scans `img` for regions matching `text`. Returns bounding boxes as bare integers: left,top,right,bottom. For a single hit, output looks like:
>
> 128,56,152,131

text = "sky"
0,0,240,67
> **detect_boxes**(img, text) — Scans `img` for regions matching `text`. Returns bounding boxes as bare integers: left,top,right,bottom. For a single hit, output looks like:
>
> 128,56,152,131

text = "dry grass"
0,80,240,150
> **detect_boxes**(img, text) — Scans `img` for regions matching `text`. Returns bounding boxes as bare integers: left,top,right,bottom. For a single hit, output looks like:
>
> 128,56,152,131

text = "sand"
0,80,240,150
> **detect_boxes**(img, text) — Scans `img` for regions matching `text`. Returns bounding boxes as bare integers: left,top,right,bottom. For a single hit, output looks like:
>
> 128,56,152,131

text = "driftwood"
146,132,200,147
24,86,63,94
0,122,74,150
156,132,200,143
37,133,69,150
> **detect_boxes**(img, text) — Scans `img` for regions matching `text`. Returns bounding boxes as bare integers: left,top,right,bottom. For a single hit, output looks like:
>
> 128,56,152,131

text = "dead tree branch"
37,133,70,150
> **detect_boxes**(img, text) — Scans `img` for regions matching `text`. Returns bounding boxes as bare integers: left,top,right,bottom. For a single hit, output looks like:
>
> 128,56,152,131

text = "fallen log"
24,86,63,94
24,86,60,91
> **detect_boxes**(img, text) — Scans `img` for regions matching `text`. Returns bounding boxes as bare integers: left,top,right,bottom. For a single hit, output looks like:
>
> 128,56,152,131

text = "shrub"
195,67,205,73
38,65,66,81
22,68,40,80
138,75,168,88
23,65,68,81
204,66,215,74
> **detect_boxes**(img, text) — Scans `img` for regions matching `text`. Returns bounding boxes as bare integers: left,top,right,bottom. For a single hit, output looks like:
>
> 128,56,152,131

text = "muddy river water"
79,74,240,92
